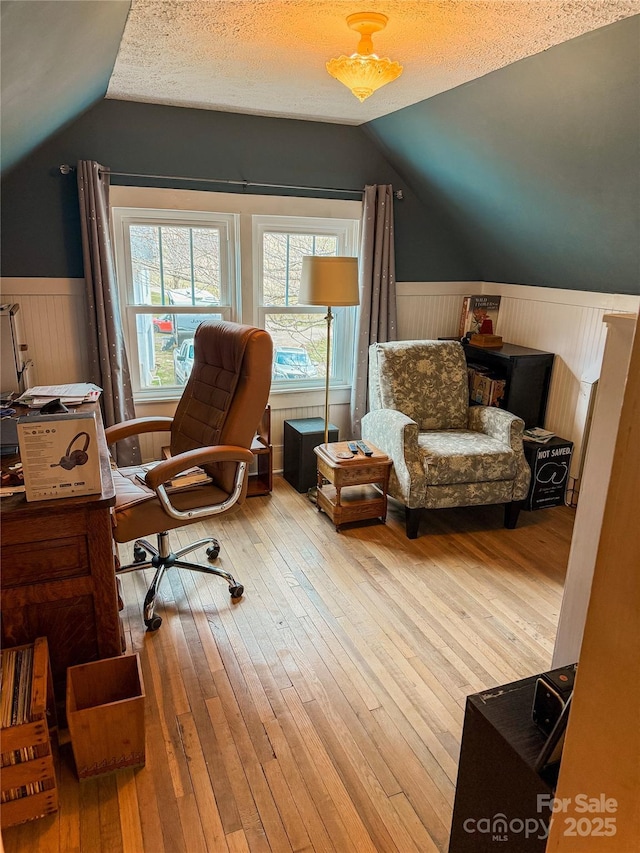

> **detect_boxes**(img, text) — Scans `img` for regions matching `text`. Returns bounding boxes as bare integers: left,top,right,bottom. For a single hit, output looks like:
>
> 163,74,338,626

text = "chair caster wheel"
206,544,220,560
133,545,147,563
229,584,244,599
145,615,162,631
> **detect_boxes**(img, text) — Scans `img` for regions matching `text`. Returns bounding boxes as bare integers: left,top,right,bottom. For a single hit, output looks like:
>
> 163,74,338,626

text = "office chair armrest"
144,445,254,489
146,445,254,523
105,417,174,444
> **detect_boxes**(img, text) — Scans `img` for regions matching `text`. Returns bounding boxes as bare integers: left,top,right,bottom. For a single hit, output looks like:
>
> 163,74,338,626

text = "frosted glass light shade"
326,54,403,102
327,11,403,102
299,256,359,307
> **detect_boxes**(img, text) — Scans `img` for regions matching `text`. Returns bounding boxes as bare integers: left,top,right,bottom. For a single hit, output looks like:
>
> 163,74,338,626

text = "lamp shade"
299,256,359,307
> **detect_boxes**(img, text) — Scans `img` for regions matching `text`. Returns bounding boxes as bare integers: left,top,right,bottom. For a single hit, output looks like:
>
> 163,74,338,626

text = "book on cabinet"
459,295,502,338
462,341,555,429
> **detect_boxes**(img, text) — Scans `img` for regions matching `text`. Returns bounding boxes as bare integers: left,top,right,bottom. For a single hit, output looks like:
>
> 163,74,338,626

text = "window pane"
128,225,222,307
191,228,221,302
130,225,161,305
262,233,338,306
265,313,329,381
135,312,222,389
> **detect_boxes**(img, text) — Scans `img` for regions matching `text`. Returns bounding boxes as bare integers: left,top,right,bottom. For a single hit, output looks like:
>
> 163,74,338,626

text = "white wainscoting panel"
4,277,637,483
397,282,474,340
486,283,638,477
396,281,639,479
270,401,351,473
0,279,89,386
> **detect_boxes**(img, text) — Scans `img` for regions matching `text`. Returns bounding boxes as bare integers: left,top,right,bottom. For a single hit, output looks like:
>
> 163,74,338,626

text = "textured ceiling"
107,1,640,125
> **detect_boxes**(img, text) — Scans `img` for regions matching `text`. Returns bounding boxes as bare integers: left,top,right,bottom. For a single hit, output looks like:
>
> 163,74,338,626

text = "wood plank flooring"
2,477,573,852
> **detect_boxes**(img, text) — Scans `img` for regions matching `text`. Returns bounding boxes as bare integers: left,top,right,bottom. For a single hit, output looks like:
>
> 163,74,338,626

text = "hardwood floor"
2,477,574,852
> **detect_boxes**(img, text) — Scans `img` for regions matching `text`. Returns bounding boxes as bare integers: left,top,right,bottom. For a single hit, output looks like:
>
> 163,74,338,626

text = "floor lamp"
299,256,360,445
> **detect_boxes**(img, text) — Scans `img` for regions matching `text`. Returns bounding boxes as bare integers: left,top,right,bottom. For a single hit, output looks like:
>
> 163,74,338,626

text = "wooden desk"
1,404,123,701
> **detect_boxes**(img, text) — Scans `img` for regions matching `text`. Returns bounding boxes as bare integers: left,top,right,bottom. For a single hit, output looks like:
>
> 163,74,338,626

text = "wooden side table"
314,442,391,530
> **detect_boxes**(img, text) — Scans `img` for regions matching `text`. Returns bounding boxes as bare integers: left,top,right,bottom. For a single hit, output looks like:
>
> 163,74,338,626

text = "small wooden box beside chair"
107,321,272,630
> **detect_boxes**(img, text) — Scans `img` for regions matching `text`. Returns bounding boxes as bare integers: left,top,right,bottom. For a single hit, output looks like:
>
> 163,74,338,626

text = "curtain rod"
59,165,404,200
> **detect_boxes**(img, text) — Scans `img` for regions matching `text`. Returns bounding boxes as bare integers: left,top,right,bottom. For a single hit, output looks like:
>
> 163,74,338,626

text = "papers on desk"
0,485,25,498
16,383,102,408
135,464,212,492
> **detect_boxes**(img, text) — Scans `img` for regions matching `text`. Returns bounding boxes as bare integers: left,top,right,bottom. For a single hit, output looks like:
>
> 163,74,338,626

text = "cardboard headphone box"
17,411,102,501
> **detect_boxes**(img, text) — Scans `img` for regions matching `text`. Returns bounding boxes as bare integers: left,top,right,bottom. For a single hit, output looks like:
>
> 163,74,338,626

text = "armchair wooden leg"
504,501,524,529
405,507,422,539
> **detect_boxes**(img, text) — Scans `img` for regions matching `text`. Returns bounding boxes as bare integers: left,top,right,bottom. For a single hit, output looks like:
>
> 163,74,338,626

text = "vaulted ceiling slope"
3,1,639,174
0,0,130,174
1,3,638,295
366,16,640,294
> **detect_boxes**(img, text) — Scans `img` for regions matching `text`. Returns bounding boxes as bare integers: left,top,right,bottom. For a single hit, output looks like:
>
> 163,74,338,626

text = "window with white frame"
111,191,360,400
112,208,238,398
254,215,359,389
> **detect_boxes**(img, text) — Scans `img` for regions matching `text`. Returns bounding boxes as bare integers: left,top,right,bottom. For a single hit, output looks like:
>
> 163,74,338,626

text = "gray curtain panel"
350,184,398,438
77,160,140,466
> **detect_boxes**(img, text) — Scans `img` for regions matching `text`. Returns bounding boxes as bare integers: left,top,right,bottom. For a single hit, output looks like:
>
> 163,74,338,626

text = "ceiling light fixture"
326,12,403,102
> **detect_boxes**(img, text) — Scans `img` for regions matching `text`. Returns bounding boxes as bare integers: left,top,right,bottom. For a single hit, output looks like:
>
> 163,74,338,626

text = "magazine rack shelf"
247,405,272,496
0,637,58,829
463,342,554,429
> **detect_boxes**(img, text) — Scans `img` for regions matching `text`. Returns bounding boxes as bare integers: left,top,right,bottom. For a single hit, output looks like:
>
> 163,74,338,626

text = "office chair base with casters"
117,530,244,631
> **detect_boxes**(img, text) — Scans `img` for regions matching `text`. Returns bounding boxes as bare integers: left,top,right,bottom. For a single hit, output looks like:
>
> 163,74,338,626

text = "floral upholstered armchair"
361,340,531,538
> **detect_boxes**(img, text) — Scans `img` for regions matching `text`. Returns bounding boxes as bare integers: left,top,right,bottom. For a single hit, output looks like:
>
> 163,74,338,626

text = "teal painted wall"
366,17,640,295
3,19,637,293
0,99,476,281
0,0,130,174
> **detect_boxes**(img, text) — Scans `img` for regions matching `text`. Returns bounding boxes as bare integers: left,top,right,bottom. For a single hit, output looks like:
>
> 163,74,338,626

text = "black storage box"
283,418,338,493
523,436,573,511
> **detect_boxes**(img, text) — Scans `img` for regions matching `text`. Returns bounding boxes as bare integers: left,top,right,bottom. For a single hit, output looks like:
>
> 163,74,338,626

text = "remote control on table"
356,441,373,457
347,441,359,453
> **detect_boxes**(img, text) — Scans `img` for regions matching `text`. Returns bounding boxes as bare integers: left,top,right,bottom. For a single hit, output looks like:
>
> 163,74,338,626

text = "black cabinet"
463,342,554,429
283,418,338,493
449,674,558,852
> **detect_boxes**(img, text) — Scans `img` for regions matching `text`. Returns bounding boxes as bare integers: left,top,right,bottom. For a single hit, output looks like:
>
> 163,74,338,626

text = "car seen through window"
272,347,319,380
173,339,195,385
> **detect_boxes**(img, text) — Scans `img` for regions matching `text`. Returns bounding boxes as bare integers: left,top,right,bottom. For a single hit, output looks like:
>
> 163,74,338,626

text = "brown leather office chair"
106,321,272,630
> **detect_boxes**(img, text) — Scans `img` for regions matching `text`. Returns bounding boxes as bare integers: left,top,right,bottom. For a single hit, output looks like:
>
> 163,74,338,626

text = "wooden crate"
66,653,145,779
0,637,58,828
